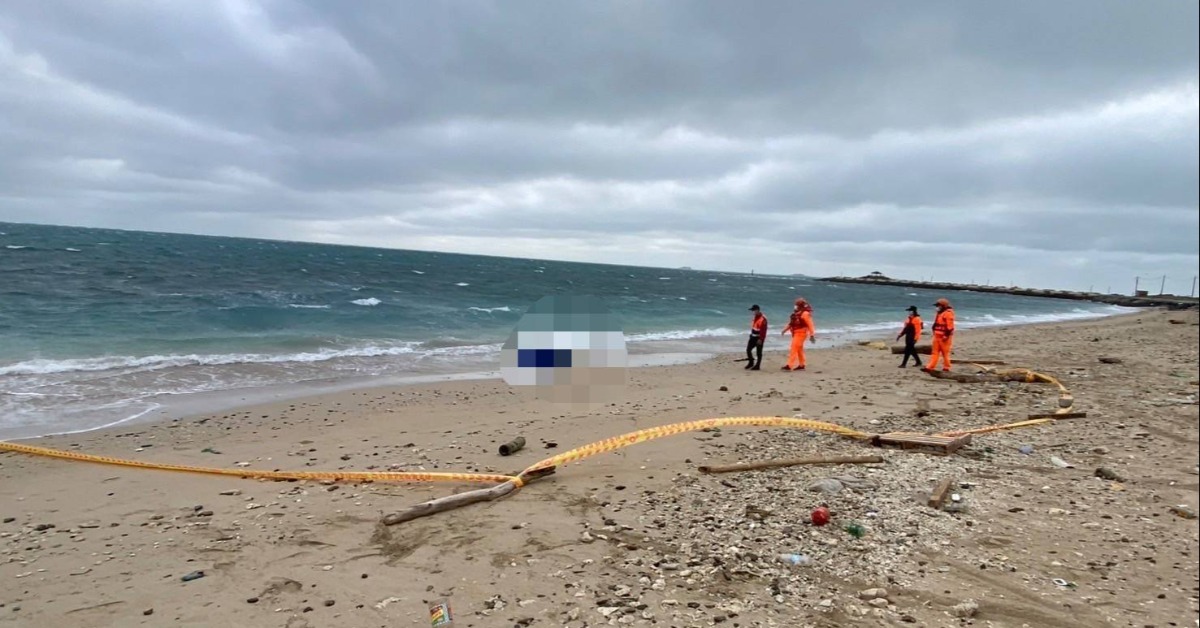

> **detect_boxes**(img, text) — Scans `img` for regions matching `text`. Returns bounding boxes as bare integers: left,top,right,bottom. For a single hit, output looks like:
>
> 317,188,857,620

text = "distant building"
861,271,891,281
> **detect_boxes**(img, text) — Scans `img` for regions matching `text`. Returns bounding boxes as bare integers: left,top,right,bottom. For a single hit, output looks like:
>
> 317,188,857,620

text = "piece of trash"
1052,578,1076,589
430,598,453,626
498,437,525,456
810,506,830,526
1018,445,1034,455
1049,456,1073,469
844,522,866,539
374,596,403,610
777,553,811,566
201,447,222,454
181,570,205,582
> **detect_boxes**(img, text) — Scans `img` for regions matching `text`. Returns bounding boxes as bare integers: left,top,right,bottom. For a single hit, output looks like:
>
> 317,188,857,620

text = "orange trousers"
787,332,808,369
928,334,953,371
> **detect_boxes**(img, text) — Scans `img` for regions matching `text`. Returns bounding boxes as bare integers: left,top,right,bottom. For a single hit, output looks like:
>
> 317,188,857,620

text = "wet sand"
1,309,1197,627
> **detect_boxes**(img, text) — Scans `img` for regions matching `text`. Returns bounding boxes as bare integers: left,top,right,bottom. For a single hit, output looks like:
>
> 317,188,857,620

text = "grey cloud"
0,1,1197,291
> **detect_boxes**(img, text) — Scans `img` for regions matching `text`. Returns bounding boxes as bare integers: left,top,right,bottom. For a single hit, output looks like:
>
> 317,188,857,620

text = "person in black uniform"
745,304,767,370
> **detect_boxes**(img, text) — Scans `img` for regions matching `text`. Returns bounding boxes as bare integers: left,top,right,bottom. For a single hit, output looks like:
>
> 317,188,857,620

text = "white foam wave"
0,344,426,377
288,304,331,309
5,245,28,250
411,270,425,274
351,297,382,306
65,248,81,252
454,282,470,286
626,327,741,342
468,306,513,314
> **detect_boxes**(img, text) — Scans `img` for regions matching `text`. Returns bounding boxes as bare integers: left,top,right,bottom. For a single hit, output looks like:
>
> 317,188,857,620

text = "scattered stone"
143,608,153,616
2,517,14,524
859,588,889,600
180,570,205,582
1098,357,1123,364
33,523,55,531
246,597,259,604
808,478,845,495
1095,467,1124,482
323,599,335,607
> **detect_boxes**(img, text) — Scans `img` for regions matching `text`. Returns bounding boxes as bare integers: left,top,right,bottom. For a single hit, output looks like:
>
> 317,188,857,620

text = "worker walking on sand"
896,305,923,368
745,304,768,370
924,298,955,372
781,298,816,371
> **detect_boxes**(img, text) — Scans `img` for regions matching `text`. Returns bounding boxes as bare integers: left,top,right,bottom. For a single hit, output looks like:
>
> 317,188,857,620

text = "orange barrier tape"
522,416,870,474
938,418,1055,438
0,440,515,484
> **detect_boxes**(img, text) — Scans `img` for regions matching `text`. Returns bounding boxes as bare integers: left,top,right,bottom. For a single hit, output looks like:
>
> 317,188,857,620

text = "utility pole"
1134,276,1139,295
1192,276,1197,298
1160,275,1167,296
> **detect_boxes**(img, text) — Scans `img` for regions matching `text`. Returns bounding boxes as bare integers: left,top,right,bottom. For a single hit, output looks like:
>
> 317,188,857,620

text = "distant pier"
819,275,1198,310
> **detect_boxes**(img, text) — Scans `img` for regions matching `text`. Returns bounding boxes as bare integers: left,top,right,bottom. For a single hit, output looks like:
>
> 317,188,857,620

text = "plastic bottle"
429,599,454,626
777,553,811,566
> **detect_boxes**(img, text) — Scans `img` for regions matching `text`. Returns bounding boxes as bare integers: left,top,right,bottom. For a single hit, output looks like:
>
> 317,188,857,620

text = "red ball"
811,506,830,526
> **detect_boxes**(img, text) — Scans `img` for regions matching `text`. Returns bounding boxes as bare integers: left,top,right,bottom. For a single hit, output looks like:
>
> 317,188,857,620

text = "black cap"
748,304,760,311
906,305,918,312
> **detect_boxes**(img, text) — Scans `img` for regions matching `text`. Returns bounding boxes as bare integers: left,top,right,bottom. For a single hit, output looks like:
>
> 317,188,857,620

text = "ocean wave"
288,304,331,309
5,245,28,250
351,297,382,306
468,306,513,314
454,282,470,286
65,248,81,252
0,343,427,377
625,327,741,342
411,270,425,274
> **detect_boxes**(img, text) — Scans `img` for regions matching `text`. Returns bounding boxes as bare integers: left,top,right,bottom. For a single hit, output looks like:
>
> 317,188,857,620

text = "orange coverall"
928,308,955,371
783,309,815,369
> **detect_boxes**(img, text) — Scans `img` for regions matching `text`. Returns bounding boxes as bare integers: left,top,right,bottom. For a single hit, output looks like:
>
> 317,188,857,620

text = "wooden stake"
928,476,956,509
698,455,884,474
381,467,555,526
1027,411,1087,420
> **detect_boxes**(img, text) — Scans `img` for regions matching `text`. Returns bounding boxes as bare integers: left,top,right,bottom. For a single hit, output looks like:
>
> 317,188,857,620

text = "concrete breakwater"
819,276,1198,310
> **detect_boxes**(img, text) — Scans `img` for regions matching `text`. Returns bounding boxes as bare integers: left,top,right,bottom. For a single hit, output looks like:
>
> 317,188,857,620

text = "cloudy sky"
1,1,1197,292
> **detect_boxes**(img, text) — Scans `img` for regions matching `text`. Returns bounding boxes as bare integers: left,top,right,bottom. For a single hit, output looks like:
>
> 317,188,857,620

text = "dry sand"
1,309,1197,628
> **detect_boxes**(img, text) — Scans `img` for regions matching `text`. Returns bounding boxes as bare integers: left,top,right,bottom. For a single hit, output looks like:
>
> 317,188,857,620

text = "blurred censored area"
499,295,628,406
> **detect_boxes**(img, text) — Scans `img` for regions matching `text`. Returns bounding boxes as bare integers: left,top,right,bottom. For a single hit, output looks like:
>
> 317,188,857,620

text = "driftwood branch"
698,455,883,474
381,467,556,526
891,344,932,355
1026,411,1087,420
928,476,956,509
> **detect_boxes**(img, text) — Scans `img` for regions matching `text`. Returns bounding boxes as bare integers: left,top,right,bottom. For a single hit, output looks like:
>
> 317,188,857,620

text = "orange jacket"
932,309,954,337
784,310,814,335
750,313,768,337
899,314,923,342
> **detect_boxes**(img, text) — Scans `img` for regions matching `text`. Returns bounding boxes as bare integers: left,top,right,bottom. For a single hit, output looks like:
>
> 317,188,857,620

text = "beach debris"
844,522,866,539
200,447,222,454
180,570,205,582
1168,505,1197,520
1098,357,1123,364
33,523,54,531
143,609,154,616
1095,467,1124,482
1018,444,1034,454
543,441,557,449
218,489,242,496
382,466,556,525
374,597,403,610
718,385,729,391
498,436,526,456
246,597,259,604
810,506,830,526
698,454,883,474
2,517,14,523
949,600,979,618
1049,456,1073,469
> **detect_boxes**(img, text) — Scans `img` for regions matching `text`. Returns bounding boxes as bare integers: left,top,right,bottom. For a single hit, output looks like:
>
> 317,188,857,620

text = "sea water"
0,222,1132,439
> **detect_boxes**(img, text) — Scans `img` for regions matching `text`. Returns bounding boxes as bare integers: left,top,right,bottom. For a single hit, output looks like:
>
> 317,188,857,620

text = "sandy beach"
2,309,1197,628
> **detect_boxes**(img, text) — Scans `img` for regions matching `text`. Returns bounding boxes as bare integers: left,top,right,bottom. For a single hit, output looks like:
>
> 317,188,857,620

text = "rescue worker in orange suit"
745,304,768,370
781,298,816,371
896,305,923,368
924,298,955,372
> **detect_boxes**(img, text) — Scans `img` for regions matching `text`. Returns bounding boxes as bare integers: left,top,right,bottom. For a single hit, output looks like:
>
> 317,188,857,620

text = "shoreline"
1,308,1196,627
4,308,1141,443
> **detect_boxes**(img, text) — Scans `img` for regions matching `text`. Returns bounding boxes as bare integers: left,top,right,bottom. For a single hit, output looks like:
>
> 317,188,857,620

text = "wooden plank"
1026,411,1088,420
928,476,956,509
873,433,972,456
